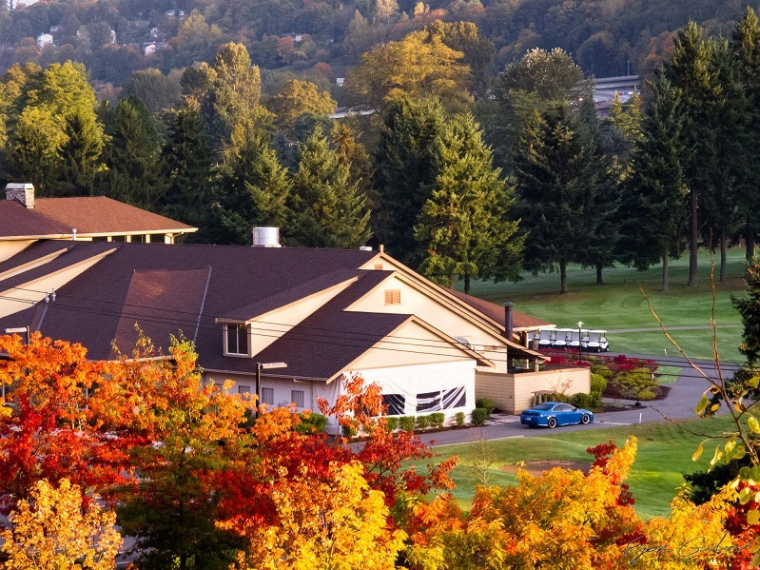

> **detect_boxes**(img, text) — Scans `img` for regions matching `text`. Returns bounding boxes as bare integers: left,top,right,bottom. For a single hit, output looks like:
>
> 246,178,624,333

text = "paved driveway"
416,356,738,447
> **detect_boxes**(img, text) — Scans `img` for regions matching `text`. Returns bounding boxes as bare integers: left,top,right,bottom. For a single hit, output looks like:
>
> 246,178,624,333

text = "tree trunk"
596,263,603,285
464,273,471,295
747,222,756,261
662,250,670,293
688,189,699,287
560,258,568,294
720,231,727,283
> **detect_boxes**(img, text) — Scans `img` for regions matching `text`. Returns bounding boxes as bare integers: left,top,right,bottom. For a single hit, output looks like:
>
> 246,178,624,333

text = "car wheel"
547,417,557,428
581,414,590,425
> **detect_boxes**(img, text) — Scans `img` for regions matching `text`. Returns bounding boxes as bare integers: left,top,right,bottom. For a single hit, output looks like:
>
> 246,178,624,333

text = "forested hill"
0,0,749,93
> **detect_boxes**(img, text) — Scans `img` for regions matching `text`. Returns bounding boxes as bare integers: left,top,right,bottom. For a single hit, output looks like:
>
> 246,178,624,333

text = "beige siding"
204,371,320,412
243,278,356,356
0,240,35,263
476,368,591,414
346,274,508,373
349,319,477,370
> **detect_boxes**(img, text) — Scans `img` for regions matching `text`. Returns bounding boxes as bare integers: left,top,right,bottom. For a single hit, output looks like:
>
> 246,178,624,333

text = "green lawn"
419,416,738,520
461,248,749,360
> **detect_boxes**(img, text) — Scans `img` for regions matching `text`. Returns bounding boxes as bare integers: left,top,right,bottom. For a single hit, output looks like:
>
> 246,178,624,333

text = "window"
226,323,248,355
384,289,401,305
442,386,466,409
238,385,250,395
416,391,442,413
261,387,274,406
291,390,305,408
382,394,405,416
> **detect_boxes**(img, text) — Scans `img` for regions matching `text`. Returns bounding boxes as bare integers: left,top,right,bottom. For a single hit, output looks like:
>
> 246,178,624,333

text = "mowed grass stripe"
415,416,738,519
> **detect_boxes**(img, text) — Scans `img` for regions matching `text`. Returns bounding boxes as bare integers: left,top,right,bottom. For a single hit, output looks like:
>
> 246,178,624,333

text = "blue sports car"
520,401,594,428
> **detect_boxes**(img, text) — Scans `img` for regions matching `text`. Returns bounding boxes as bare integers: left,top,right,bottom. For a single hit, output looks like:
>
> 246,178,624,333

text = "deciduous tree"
0,479,122,570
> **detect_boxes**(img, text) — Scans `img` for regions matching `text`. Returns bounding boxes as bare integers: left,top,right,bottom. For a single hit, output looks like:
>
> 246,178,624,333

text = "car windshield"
532,403,555,411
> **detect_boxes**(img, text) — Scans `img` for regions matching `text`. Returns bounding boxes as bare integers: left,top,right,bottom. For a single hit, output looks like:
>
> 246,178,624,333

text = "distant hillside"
0,0,750,91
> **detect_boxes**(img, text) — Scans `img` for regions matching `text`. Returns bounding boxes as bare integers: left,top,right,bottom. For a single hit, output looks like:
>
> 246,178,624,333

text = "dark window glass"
442,386,466,409
291,390,305,408
227,323,248,354
382,394,405,416
416,391,442,412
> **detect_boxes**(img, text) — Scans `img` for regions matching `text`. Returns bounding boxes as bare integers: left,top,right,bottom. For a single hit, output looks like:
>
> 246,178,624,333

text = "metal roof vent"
252,227,281,248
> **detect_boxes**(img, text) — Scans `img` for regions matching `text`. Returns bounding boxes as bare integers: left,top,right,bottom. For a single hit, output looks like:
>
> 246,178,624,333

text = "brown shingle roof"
0,197,195,239
445,288,551,330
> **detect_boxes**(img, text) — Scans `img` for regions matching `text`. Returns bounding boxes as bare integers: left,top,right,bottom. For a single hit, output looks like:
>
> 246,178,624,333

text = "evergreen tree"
665,22,722,288
57,106,105,196
619,76,687,293
513,104,604,294
208,129,292,245
159,107,215,233
733,256,760,365
413,113,523,293
289,128,371,249
374,96,446,263
576,98,619,285
732,7,760,261
700,38,746,282
98,96,164,211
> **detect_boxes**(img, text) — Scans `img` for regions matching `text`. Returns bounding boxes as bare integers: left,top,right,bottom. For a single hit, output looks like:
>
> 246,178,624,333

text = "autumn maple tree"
0,478,122,570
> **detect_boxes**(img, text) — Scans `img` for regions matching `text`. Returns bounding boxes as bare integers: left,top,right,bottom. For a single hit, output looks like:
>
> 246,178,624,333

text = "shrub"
471,408,489,426
590,373,607,394
589,391,602,408
591,363,613,380
342,424,357,438
475,398,496,415
571,392,592,409
400,416,416,431
455,412,465,426
416,415,430,429
294,412,328,434
429,412,445,428
613,368,660,401
385,416,399,432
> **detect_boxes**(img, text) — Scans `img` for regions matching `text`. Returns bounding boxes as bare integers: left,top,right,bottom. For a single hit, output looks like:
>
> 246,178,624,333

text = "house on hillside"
0,183,197,262
0,187,588,429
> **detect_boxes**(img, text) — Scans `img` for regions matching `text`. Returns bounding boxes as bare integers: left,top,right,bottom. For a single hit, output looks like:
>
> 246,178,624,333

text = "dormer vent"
5,183,35,209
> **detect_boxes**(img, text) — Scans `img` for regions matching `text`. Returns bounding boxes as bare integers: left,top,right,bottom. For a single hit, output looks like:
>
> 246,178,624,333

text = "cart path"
607,324,742,333
415,354,735,447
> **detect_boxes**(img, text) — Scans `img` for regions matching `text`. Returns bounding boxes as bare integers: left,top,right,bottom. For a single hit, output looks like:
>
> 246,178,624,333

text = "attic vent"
384,289,401,305
374,263,383,270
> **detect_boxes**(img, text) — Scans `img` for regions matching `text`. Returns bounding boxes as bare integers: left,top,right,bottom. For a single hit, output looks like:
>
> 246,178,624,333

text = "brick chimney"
5,183,35,209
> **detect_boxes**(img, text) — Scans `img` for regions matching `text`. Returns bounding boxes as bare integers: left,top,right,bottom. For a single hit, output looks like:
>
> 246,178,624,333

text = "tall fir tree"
159,107,215,234
665,22,722,288
513,104,605,294
374,96,446,263
57,106,105,196
619,76,687,293
207,128,292,245
98,96,164,211
732,7,760,261
701,38,746,282
289,128,371,248
414,113,523,293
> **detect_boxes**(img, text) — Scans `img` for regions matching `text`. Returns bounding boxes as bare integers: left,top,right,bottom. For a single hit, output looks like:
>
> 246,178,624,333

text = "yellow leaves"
0,478,122,570
227,462,406,570
749,415,760,434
